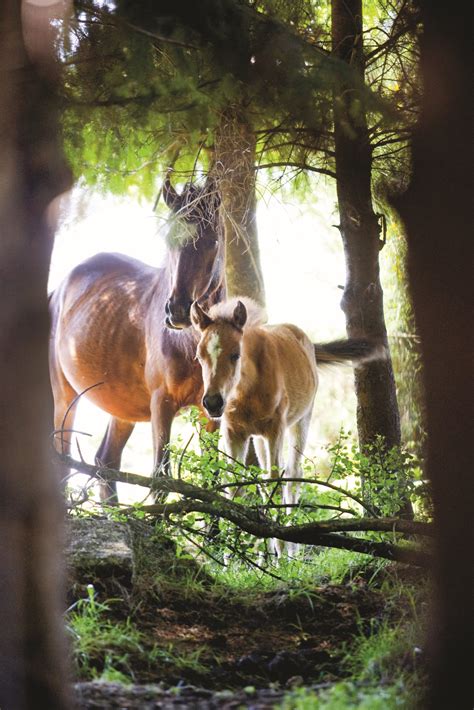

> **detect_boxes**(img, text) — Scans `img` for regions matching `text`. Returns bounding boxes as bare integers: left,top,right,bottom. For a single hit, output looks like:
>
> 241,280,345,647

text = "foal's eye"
230,352,240,363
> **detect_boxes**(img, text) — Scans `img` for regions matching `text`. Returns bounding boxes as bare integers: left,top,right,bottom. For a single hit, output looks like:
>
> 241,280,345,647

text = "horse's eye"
230,352,240,363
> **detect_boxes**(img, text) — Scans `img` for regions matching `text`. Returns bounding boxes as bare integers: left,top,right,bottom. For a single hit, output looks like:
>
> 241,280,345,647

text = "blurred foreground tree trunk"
393,3,472,708
214,106,266,307
0,1,72,709
331,0,401,450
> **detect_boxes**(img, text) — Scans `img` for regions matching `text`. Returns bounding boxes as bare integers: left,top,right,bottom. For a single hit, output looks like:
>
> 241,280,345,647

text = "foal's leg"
283,409,313,557
220,424,250,499
252,435,271,501
285,409,313,509
252,436,268,471
265,427,286,558
219,425,250,562
95,417,135,503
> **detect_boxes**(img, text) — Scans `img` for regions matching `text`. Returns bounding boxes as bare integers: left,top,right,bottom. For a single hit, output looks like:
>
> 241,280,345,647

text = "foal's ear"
191,301,213,331
233,300,247,330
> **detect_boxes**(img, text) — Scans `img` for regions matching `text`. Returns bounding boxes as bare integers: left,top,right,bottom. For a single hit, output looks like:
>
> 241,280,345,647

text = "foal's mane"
208,297,267,328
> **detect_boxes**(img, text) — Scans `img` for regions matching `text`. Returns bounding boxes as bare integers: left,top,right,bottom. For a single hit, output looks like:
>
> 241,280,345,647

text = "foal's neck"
235,327,261,394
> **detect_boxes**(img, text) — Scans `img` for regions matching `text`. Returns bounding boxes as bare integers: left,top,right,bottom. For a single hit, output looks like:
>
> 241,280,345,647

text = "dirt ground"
68,519,398,708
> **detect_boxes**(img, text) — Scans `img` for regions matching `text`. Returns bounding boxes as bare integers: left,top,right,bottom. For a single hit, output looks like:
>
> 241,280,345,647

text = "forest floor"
67,518,426,708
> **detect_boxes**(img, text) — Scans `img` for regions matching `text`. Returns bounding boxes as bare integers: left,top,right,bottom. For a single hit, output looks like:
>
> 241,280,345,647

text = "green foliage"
298,432,425,523
157,411,429,574
61,0,409,196
280,679,419,709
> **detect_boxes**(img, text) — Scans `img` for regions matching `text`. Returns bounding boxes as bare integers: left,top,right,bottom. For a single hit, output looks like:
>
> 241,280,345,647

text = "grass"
67,585,144,682
279,571,428,709
67,583,213,683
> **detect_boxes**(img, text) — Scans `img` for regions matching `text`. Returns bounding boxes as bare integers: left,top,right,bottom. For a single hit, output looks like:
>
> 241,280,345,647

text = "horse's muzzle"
202,393,224,419
165,299,192,329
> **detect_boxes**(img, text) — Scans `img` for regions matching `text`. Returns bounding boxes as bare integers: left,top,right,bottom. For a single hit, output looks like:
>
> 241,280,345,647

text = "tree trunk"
393,3,472,707
331,0,401,451
0,2,72,708
214,106,266,306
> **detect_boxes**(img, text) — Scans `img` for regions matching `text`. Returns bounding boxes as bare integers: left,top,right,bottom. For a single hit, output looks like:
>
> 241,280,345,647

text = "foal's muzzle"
165,298,193,329
203,393,224,419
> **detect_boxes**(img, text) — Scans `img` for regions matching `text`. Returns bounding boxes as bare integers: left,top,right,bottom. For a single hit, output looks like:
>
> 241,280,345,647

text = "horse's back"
262,323,318,420
52,252,157,305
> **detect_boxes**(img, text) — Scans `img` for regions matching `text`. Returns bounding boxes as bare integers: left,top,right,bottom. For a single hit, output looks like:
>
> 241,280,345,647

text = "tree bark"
331,0,401,451
0,2,72,708
214,106,266,306
393,3,472,707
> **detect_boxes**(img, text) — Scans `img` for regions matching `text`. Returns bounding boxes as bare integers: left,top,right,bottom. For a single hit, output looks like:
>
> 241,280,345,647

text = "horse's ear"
162,174,180,211
191,301,213,331
204,175,220,206
233,300,247,330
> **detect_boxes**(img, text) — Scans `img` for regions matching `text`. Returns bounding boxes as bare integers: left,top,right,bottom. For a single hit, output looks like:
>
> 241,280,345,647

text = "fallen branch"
58,454,432,567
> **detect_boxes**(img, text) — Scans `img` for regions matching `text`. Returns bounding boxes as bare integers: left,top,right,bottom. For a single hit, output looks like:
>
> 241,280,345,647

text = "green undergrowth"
67,512,428,702
67,582,212,683
280,571,428,709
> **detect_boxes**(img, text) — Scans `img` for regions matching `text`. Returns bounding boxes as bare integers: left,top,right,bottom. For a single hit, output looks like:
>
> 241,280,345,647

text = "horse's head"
163,175,223,329
191,300,247,419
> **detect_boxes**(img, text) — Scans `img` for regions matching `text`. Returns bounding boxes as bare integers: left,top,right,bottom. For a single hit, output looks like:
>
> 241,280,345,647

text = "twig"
58,382,104,455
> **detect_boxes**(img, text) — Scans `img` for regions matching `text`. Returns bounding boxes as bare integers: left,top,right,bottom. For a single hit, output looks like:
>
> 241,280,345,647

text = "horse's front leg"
95,417,135,504
150,388,178,498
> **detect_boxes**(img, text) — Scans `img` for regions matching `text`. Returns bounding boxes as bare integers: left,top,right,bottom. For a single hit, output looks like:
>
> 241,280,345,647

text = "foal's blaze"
49,176,224,503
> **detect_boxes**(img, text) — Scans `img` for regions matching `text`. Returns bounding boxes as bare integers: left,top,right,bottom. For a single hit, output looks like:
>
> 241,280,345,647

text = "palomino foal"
191,298,318,555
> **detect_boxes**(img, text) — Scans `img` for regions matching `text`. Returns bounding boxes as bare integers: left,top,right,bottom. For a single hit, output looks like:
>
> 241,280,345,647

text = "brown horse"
191,297,382,556
49,177,224,501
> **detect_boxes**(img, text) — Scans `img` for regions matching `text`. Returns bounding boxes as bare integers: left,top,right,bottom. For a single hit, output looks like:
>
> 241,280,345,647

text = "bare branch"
58,454,432,568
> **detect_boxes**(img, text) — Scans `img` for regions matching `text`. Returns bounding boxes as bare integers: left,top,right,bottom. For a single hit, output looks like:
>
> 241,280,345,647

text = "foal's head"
163,175,222,329
191,300,248,419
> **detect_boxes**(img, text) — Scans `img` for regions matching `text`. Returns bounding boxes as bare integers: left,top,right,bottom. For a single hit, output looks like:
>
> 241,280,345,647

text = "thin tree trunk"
393,3,472,707
0,2,72,708
331,0,401,451
214,106,266,306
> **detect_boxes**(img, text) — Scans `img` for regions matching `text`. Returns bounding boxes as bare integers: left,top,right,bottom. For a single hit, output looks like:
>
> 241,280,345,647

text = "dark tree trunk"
331,0,401,451
393,3,472,707
214,106,266,306
0,2,72,709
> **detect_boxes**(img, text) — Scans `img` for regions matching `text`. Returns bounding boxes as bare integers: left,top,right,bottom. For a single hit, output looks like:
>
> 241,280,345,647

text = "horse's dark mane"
163,180,221,249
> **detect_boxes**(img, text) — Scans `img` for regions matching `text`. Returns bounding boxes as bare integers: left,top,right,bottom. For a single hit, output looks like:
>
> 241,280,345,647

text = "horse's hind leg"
52,379,78,457
50,364,79,492
95,417,135,504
